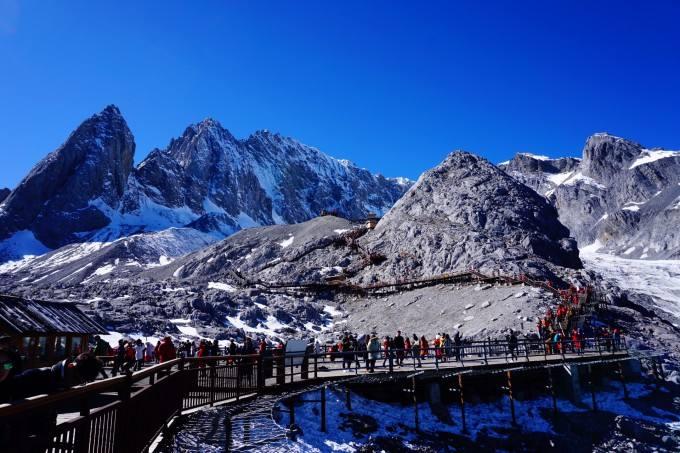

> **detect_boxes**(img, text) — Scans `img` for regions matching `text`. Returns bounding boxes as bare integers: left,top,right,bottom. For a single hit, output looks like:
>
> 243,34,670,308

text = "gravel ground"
332,282,556,339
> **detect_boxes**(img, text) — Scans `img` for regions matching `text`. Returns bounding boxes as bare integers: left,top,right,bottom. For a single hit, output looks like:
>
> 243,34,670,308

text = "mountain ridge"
0,105,411,262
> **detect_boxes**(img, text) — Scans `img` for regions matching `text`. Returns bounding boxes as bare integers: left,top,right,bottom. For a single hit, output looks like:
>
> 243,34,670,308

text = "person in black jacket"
3,352,103,401
394,331,405,366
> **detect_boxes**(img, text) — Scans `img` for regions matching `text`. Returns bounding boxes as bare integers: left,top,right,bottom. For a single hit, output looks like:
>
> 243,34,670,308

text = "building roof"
0,294,107,336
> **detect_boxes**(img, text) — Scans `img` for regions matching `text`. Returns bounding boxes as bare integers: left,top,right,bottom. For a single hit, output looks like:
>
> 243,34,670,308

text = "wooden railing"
0,337,627,453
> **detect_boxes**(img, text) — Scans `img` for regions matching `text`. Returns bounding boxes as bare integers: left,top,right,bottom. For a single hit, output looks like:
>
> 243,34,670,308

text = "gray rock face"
503,133,680,258
0,107,411,261
0,188,9,204
0,151,585,340
128,121,410,232
359,152,582,281
0,105,135,249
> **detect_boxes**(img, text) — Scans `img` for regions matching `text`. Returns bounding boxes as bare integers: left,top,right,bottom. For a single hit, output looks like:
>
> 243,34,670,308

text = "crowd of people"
324,330,469,373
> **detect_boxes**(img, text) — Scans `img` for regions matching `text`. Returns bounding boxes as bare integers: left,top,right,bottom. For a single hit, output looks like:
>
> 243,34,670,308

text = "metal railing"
0,336,627,453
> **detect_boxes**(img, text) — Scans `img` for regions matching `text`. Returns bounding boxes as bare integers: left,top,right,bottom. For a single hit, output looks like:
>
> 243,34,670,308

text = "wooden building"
0,294,107,368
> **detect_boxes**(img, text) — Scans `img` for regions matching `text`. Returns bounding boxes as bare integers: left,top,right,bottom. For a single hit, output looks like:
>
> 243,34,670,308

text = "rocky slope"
0,151,584,341
501,133,680,259
0,106,410,262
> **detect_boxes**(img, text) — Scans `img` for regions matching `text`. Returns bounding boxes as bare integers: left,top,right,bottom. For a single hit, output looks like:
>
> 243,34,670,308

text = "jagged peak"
586,132,642,148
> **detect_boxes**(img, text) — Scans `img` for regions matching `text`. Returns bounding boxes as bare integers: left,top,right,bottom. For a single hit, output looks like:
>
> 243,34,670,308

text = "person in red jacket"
157,337,176,363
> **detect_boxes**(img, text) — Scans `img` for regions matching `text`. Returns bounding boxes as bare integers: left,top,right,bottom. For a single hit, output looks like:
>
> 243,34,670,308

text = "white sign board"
285,339,309,367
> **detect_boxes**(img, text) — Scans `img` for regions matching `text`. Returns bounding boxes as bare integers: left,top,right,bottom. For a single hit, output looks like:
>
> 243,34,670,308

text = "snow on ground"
581,248,680,321
282,381,678,452
226,314,290,337
279,235,295,248
547,170,574,186
629,149,680,170
170,318,212,340
208,281,238,292
100,331,161,346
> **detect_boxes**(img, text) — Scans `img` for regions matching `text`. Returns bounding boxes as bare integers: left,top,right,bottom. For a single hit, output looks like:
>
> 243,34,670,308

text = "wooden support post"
290,356,294,384
507,371,516,426
236,364,241,402
548,367,557,415
276,350,285,385
412,375,419,432
483,341,488,365
314,354,318,379
75,396,91,453
588,364,597,411
458,374,467,433
290,399,296,427
257,355,264,392
225,415,232,451
301,353,309,380
209,365,216,406
618,361,628,399
320,385,327,433
389,351,394,373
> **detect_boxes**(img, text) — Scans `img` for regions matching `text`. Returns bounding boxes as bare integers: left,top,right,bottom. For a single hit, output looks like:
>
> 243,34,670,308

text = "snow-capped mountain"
501,133,680,259
0,106,411,262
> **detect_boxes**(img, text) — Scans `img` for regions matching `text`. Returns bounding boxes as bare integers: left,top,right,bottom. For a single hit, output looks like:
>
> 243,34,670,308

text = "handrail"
0,336,628,452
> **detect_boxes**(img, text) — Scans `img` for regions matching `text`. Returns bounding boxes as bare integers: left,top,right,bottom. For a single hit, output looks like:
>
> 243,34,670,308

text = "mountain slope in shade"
0,188,10,204
0,105,135,250
0,106,411,262
502,133,680,259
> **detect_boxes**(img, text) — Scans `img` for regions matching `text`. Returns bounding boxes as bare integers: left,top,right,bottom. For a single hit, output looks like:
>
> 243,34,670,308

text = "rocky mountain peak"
582,133,642,181
0,188,9,204
365,151,581,280
0,105,135,249
504,153,581,175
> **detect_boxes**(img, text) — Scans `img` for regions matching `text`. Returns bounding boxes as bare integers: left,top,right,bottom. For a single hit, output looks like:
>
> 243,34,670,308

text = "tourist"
342,334,353,370
367,333,380,373
157,336,177,363
134,339,145,371
394,330,405,366
444,333,452,361
111,339,126,377
154,340,161,363
145,341,155,363
419,335,428,359
381,336,392,368
6,352,103,400
411,334,422,367
453,331,462,361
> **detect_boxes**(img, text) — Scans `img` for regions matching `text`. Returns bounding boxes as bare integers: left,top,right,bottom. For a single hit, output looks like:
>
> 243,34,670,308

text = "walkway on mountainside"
0,337,631,453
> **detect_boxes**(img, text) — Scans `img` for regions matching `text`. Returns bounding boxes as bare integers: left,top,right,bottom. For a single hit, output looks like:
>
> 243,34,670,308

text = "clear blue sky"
1,1,679,188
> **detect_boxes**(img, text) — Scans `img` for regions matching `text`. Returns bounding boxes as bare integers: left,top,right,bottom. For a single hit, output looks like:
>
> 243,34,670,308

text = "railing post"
301,351,309,380
257,354,264,392
483,341,488,365
209,364,216,406
389,349,394,373
236,362,241,402
314,353,318,379
75,396,91,453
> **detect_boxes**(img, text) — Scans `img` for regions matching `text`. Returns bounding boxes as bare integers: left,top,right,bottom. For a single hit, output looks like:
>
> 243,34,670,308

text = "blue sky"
1,1,679,188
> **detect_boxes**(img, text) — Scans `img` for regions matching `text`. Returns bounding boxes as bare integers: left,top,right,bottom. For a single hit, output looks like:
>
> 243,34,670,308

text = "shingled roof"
0,294,107,335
